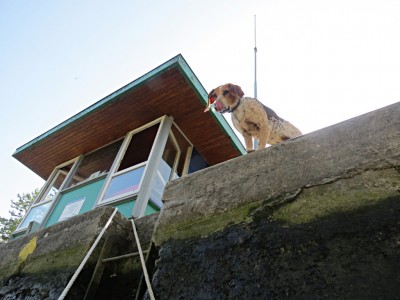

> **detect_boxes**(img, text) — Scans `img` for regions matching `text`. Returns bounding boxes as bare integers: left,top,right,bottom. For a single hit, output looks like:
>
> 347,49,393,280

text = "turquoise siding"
113,199,160,218
44,177,160,227
44,178,105,227
114,200,135,218
145,201,160,215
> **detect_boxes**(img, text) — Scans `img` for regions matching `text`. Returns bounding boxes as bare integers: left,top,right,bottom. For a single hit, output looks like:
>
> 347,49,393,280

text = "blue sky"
1,0,400,217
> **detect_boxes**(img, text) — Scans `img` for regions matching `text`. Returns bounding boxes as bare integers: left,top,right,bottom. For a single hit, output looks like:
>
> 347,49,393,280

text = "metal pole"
254,15,258,99
131,219,155,300
253,15,259,150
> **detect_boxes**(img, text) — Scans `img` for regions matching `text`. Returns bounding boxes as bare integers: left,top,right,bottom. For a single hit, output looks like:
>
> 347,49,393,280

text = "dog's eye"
223,90,229,96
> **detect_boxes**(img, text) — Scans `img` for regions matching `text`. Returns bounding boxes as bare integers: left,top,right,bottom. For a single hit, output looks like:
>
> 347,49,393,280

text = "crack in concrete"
252,160,400,219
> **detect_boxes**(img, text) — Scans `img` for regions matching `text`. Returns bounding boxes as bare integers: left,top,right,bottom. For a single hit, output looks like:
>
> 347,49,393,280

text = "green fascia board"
13,54,245,157
176,56,246,155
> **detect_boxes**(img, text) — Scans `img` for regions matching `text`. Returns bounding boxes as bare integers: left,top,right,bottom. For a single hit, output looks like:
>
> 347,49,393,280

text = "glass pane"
18,202,51,230
43,186,58,202
67,139,123,188
150,159,173,206
37,163,74,203
171,125,192,177
150,135,179,206
103,166,145,201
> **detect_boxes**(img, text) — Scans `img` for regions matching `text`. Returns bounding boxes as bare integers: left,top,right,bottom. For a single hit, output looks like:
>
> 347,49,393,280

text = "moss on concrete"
154,201,260,244
155,168,400,244
152,193,400,299
21,243,93,275
272,169,400,225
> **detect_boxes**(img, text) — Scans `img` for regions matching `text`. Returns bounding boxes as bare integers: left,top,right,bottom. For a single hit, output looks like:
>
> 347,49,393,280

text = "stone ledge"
0,207,130,297
154,101,400,244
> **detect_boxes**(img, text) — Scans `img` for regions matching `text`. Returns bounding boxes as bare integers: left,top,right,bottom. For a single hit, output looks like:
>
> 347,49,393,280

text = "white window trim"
95,116,166,208
171,121,194,177
168,130,182,181
16,157,80,233
13,200,53,233
132,116,174,217
149,131,181,208
99,161,147,204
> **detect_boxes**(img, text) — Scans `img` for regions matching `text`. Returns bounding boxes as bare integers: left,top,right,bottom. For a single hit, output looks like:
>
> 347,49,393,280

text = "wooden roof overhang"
13,55,245,180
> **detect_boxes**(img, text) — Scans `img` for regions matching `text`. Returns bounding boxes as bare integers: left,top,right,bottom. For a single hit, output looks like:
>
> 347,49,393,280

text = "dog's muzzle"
214,100,229,114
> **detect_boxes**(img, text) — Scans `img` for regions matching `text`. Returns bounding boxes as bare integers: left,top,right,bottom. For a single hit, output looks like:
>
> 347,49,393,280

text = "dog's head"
204,83,244,113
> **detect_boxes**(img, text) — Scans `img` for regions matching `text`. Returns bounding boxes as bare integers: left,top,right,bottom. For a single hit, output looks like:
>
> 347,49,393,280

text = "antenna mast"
254,15,258,99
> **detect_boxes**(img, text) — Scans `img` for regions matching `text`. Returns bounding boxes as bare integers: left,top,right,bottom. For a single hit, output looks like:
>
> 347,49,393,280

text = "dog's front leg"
257,123,271,150
243,132,254,152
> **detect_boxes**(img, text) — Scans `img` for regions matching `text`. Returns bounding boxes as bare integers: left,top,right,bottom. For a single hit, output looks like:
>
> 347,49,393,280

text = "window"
16,161,75,231
18,202,51,230
66,139,123,188
188,148,209,173
103,165,145,199
171,124,192,177
36,162,74,204
101,123,159,203
150,134,180,206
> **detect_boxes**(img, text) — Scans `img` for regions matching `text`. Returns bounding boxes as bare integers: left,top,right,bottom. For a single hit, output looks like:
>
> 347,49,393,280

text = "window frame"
15,158,79,233
171,121,193,178
96,116,165,207
149,131,181,207
131,115,174,217
100,161,147,204
62,138,124,192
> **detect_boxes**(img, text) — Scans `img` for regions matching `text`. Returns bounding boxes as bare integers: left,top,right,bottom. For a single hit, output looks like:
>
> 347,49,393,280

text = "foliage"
0,189,39,243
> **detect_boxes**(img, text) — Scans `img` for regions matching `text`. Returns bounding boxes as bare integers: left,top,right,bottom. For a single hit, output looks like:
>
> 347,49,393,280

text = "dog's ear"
228,84,244,98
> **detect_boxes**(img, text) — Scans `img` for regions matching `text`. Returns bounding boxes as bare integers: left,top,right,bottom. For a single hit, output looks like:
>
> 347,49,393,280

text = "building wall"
45,178,106,227
44,178,160,227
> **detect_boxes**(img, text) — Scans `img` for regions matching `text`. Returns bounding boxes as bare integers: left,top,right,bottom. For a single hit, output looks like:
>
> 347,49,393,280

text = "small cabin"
12,55,245,238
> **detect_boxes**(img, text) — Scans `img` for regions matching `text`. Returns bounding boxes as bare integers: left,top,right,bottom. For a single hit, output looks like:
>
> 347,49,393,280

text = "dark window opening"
118,124,159,171
67,139,123,188
188,148,209,174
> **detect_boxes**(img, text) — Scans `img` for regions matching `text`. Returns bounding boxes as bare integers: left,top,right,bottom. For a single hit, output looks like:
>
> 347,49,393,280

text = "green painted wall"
44,178,105,227
113,200,135,218
45,178,160,227
145,201,160,215
113,199,160,218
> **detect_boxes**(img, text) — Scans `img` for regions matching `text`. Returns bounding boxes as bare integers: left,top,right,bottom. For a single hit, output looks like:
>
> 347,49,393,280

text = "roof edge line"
175,57,246,155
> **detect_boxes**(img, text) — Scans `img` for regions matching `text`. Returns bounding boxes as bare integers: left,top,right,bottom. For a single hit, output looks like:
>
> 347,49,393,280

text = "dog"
204,83,302,152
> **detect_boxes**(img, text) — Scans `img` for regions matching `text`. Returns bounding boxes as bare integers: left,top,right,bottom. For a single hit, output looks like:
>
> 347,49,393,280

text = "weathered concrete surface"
0,207,132,299
155,101,400,244
151,101,400,298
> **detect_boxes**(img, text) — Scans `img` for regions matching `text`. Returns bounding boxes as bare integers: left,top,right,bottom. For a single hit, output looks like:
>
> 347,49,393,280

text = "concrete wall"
152,101,400,299
1,101,399,299
0,207,157,299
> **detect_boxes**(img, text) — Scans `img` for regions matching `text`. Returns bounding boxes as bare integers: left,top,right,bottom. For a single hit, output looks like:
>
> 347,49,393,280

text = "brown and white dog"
204,83,302,152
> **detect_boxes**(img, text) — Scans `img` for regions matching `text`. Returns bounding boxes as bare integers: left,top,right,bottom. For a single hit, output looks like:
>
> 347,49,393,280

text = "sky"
1,0,400,218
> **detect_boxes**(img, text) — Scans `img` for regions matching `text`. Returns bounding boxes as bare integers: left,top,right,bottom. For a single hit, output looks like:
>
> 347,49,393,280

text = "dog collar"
217,98,241,114
228,98,241,113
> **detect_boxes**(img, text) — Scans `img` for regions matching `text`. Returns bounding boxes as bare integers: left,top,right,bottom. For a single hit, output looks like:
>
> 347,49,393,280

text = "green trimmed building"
12,55,245,238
